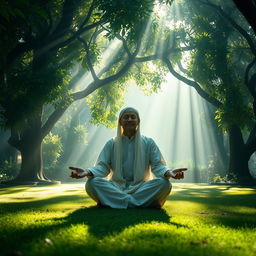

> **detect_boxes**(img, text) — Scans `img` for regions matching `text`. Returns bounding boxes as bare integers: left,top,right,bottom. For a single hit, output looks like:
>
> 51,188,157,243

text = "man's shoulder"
141,135,154,144
106,137,115,144
103,137,115,148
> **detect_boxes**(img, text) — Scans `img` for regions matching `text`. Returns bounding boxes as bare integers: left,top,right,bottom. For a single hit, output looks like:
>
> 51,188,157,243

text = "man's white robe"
86,135,172,208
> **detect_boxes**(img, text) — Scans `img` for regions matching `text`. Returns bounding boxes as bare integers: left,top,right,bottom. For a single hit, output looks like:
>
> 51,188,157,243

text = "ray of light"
46,1,230,183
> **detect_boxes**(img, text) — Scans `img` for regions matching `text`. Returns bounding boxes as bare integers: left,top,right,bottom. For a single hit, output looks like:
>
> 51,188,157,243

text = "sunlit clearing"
44,1,231,183
58,73,229,183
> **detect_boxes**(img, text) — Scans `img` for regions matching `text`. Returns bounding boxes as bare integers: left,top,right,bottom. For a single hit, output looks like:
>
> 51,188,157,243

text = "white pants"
85,177,172,209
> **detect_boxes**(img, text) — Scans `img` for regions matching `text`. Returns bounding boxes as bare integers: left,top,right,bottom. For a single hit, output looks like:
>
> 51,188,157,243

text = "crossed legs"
86,177,172,209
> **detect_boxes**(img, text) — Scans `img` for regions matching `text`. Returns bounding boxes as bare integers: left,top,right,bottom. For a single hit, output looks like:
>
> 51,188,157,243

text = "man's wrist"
164,169,172,178
85,169,93,177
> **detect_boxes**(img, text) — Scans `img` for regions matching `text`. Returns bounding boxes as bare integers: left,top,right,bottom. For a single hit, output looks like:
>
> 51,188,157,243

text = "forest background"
0,0,256,185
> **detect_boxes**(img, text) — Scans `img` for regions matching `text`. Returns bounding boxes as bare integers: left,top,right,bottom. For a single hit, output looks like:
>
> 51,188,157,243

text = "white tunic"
88,135,169,193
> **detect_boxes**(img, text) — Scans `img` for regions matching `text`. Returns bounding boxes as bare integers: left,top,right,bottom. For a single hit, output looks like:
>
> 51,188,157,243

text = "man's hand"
69,166,92,179
165,168,187,179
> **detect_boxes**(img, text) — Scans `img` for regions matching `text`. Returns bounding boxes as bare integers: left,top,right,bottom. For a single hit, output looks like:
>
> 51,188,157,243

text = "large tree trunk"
3,107,60,185
228,125,254,184
15,141,46,183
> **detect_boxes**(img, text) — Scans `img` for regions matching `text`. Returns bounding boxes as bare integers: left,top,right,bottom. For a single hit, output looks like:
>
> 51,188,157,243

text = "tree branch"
41,105,70,138
101,25,133,58
77,36,99,82
79,0,96,28
162,57,222,108
72,56,135,101
50,0,78,42
41,56,134,136
177,61,188,74
42,39,139,136
115,34,132,58
37,20,103,58
0,3,102,76
135,46,194,62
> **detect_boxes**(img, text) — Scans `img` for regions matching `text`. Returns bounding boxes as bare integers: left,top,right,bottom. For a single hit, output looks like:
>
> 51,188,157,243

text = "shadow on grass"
0,203,179,255
65,206,185,237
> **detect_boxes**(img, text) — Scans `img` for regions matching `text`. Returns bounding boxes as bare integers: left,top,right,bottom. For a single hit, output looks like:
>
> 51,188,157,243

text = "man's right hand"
69,166,92,179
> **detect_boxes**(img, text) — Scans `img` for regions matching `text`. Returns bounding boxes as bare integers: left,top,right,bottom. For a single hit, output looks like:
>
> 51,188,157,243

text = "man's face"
119,110,140,132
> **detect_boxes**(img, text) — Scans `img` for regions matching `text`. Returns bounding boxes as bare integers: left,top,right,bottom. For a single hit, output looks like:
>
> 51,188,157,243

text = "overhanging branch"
42,41,137,136
162,57,222,108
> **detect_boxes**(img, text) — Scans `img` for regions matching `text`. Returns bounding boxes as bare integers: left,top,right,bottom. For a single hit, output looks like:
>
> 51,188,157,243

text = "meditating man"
69,107,187,209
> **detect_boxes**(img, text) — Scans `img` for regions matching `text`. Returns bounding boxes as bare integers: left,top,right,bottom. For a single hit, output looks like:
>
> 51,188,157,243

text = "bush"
211,172,237,184
43,132,63,179
43,132,63,167
0,160,20,181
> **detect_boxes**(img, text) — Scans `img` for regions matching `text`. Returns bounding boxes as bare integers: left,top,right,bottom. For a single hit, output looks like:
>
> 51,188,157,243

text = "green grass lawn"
0,183,256,256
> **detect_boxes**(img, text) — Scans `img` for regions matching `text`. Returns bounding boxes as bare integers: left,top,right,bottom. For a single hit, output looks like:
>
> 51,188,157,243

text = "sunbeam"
59,72,228,183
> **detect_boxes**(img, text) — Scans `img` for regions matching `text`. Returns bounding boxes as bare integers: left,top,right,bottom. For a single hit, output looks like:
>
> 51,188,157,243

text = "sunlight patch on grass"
221,187,256,195
0,183,86,203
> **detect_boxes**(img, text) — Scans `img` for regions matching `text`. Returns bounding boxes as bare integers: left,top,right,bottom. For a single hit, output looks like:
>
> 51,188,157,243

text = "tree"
0,0,158,184
157,0,256,183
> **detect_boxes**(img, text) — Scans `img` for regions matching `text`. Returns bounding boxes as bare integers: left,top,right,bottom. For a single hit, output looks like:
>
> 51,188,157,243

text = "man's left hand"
165,168,187,179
